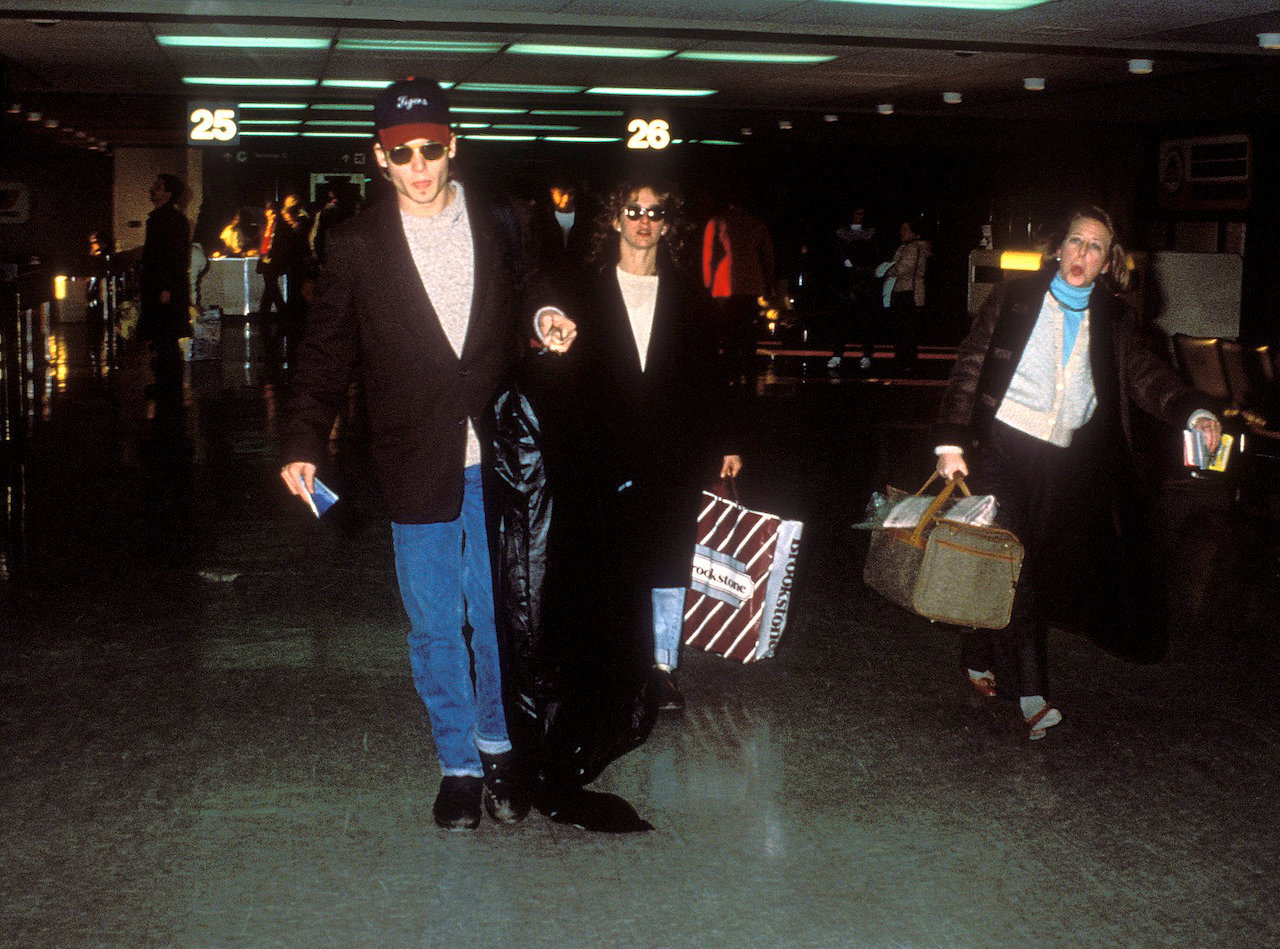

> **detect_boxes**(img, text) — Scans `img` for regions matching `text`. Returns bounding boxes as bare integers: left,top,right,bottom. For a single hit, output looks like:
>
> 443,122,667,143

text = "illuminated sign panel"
187,102,240,145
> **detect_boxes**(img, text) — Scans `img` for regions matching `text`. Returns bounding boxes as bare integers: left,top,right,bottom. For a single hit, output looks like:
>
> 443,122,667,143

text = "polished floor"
2,318,1277,948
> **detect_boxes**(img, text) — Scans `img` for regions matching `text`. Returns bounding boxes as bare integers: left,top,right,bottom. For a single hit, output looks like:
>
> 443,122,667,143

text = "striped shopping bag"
682,483,803,663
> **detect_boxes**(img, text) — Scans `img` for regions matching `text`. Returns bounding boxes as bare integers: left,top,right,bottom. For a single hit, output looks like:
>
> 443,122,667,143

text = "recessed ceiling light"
158,35,330,49
586,87,716,97
508,44,672,59
877,103,895,115
1260,33,1280,49
824,114,839,122
1023,77,1046,90
1128,59,1153,74
943,91,963,103
778,119,793,130
675,51,835,64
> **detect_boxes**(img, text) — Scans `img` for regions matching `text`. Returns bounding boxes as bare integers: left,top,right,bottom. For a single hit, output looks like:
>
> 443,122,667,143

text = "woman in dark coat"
933,206,1221,739
572,179,743,708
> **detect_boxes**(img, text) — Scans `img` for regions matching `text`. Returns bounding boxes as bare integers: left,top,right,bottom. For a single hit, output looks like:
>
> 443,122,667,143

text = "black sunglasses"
622,205,667,221
386,142,448,165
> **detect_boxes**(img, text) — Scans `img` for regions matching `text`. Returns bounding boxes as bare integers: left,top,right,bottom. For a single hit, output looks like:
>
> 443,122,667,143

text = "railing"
0,256,134,602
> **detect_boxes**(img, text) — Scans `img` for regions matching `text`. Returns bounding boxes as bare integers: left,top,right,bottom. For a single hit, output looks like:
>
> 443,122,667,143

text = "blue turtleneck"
1049,271,1093,366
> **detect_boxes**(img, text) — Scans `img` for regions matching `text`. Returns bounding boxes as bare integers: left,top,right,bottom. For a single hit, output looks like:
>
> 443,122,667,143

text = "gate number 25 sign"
187,102,240,146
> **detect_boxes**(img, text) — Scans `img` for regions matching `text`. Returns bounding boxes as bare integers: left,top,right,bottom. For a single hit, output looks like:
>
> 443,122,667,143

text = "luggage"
682,482,803,663
863,474,1023,629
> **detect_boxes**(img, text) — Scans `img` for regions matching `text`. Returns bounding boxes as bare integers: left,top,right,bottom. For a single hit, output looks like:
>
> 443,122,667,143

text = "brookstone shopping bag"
863,474,1023,629
682,482,803,663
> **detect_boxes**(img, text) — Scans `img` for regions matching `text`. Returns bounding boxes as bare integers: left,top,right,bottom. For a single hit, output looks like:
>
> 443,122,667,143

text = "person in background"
827,206,879,371
702,196,775,390
139,173,191,402
933,205,1222,740
279,76,576,832
884,219,930,373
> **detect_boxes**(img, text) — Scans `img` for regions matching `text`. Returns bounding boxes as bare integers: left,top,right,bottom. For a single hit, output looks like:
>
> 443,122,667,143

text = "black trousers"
959,420,1088,698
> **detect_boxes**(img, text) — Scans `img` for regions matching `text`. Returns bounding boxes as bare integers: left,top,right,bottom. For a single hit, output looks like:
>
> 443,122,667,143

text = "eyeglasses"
622,205,667,221
386,142,448,165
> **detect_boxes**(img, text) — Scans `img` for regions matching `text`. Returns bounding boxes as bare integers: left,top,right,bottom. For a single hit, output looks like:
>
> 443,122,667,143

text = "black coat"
139,201,190,338
279,189,557,525
567,255,740,588
935,272,1220,657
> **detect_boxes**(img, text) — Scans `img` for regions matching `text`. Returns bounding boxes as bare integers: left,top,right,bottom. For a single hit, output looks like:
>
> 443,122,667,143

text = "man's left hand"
538,309,577,354
720,455,743,479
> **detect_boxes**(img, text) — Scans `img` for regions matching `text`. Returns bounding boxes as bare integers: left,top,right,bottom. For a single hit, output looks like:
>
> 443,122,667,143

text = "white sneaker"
826,356,841,370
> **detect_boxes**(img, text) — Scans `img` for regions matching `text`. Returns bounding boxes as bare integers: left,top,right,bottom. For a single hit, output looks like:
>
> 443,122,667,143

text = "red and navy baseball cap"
373,77,452,150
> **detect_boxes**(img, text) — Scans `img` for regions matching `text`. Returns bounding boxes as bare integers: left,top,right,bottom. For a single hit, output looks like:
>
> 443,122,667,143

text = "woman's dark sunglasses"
386,142,448,165
622,205,667,221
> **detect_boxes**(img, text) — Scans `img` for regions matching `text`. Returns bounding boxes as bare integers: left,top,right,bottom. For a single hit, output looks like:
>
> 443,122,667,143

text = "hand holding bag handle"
906,472,972,549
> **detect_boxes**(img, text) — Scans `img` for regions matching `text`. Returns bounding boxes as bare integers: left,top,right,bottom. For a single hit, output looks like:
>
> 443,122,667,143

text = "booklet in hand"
308,478,340,517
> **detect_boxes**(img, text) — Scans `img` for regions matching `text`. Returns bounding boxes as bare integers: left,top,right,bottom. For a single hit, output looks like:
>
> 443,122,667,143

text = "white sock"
1020,695,1062,728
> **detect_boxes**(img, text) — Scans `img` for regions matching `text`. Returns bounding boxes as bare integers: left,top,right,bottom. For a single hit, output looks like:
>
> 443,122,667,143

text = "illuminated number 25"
190,108,238,142
627,118,671,150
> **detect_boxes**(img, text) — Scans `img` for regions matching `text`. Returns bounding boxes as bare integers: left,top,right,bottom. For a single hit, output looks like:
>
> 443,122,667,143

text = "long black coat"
139,201,190,340
568,255,740,589
935,272,1219,657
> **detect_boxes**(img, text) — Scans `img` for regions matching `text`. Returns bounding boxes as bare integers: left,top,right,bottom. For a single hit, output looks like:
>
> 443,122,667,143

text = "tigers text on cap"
374,77,452,151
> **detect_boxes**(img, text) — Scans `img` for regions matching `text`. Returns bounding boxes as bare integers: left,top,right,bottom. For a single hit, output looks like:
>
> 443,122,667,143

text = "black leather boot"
479,751,531,824
432,776,482,831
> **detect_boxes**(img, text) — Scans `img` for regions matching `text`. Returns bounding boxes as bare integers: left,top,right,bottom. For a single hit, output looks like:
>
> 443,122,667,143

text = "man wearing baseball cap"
280,77,576,831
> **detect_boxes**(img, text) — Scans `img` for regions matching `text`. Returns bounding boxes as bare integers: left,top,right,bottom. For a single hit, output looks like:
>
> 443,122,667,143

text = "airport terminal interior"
3,2,1280,946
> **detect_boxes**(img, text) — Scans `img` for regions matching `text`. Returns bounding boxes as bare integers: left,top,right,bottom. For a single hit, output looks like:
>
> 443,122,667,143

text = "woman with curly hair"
574,178,743,709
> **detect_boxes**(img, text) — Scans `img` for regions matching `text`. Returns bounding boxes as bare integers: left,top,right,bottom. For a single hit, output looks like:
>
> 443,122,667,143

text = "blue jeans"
653,587,684,670
392,465,511,777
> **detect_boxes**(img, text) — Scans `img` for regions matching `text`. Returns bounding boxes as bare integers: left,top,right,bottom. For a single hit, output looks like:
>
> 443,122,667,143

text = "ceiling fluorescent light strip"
158,35,330,49
507,43,672,58
184,77,317,87
321,79,396,89
492,124,578,131
531,109,625,117
311,103,375,111
460,133,538,141
587,87,716,97
302,131,370,138
238,102,308,109
336,39,502,53
303,120,374,127
820,0,1050,8
675,51,835,64
451,107,529,115
454,83,585,94
541,136,621,143
240,130,302,137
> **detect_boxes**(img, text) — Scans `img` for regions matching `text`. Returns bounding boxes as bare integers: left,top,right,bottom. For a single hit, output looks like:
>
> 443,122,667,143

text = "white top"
616,266,660,371
400,181,482,467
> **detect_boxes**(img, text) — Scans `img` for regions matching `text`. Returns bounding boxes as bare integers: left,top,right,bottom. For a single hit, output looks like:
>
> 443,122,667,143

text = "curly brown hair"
587,177,692,267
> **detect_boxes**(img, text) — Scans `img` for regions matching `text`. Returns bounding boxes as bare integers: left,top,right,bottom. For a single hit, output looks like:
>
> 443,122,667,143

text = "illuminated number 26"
190,108,238,142
627,118,671,150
